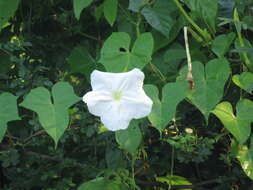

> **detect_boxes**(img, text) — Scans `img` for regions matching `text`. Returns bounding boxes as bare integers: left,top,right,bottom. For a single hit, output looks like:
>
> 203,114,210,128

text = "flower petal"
90,68,144,92
82,91,112,117
100,103,131,131
121,90,153,119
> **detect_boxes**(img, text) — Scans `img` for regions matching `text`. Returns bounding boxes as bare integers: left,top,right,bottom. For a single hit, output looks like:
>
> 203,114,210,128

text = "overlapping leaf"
99,32,153,72
0,93,20,142
78,178,128,190
237,138,253,180
20,82,80,146
141,0,176,37
212,99,253,144
232,72,253,94
103,0,118,26
177,58,231,121
144,81,188,132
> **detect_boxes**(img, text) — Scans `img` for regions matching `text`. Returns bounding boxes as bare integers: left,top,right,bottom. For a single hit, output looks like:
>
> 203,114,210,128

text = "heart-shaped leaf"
177,58,231,121
144,81,188,132
115,120,142,155
20,82,80,146
0,93,20,142
212,99,253,144
99,32,153,72
232,72,253,94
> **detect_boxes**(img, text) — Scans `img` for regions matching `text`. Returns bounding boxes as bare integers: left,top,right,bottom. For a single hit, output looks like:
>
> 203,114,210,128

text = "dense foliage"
0,0,253,189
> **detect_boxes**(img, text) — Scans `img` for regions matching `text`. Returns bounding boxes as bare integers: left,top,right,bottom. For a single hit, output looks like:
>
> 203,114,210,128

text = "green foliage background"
0,0,253,189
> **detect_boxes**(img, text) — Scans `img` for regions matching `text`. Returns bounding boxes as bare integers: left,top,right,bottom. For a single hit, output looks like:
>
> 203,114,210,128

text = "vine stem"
234,8,253,72
184,27,194,89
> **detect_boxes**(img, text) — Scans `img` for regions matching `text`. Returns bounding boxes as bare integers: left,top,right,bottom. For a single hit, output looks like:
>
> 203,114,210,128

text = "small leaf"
177,58,231,121
0,93,20,142
20,82,80,146
67,46,96,78
115,120,142,155
103,0,118,26
211,32,235,57
141,0,176,37
73,0,93,20
99,32,153,72
0,0,20,30
144,82,188,132
212,99,253,144
233,72,253,94
156,175,192,190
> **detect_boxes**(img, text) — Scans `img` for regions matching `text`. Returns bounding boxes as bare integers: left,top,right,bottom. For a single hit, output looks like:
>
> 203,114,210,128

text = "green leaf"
211,32,235,57
177,58,231,121
233,72,253,94
184,0,218,33
237,138,253,180
0,0,20,30
73,0,93,20
115,120,142,155
67,46,96,78
141,0,175,37
78,178,128,190
156,175,192,190
212,99,253,144
20,82,80,146
99,32,153,72
163,43,186,62
144,82,188,132
128,0,146,12
103,0,118,26
0,93,20,142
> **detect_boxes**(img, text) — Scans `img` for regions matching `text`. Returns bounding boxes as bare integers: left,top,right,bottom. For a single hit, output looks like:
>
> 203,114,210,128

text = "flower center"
112,91,122,101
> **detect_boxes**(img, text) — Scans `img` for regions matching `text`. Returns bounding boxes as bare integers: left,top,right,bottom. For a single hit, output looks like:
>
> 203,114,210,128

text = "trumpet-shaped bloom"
82,68,153,131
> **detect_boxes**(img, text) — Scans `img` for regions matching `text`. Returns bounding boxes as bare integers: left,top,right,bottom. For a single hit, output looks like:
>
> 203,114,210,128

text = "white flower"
82,68,153,131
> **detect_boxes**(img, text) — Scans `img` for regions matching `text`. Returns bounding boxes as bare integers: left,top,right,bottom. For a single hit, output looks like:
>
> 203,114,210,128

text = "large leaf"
0,93,20,142
0,0,20,30
212,99,253,144
103,0,118,26
115,120,142,155
232,72,253,94
141,0,176,37
211,33,235,57
20,82,80,146
237,138,253,180
184,0,218,33
128,0,146,12
144,81,188,132
67,46,96,78
73,0,93,20
218,0,235,18
99,32,153,72
177,58,231,121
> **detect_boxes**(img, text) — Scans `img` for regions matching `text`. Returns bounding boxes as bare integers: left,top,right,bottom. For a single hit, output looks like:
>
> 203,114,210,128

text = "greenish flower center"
112,91,122,101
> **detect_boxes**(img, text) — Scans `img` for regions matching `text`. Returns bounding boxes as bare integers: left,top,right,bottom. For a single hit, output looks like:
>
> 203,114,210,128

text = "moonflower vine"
82,68,153,131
